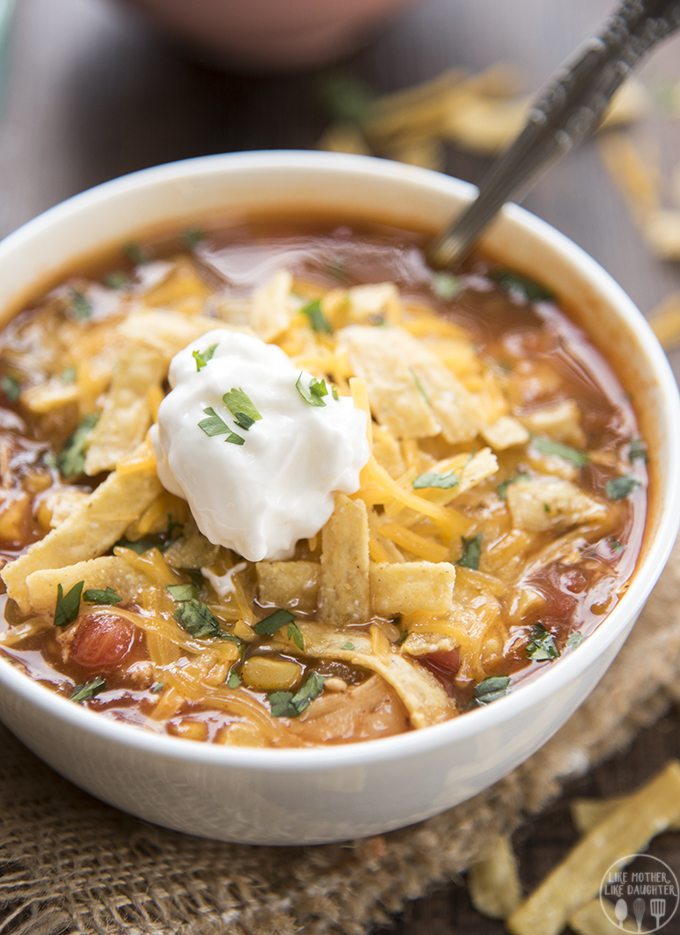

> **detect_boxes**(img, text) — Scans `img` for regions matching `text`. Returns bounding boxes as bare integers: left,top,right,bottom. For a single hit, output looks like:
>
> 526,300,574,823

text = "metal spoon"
427,0,680,270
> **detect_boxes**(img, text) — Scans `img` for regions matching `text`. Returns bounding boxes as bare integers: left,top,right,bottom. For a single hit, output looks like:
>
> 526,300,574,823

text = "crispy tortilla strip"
256,560,319,613
598,134,660,223
520,400,585,447
644,209,680,261
39,487,90,529
507,761,680,935
279,621,455,728
85,343,166,475
142,258,213,313
164,515,219,569
250,269,295,341
649,292,680,350
25,556,152,613
571,795,680,834
2,454,161,609
119,310,249,361
469,836,522,920
481,415,529,450
372,424,405,478
339,326,441,439
318,123,372,155
319,495,370,626
600,79,647,129
22,380,79,415
569,899,637,935
370,561,455,616
401,631,457,657
507,477,607,533
346,283,401,323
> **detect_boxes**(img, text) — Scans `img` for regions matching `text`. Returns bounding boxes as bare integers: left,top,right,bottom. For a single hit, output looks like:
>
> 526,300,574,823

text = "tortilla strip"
256,560,319,612
142,258,213,312
319,495,370,626
401,631,457,656
22,380,79,415
480,415,529,450
339,326,441,439
250,269,295,341
2,453,161,609
119,310,250,362
520,400,585,447
25,556,152,613
370,562,456,616
346,283,401,323
507,477,608,533
85,343,166,475
277,621,455,728
507,761,680,935
571,794,680,834
469,836,522,920
164,516,219,570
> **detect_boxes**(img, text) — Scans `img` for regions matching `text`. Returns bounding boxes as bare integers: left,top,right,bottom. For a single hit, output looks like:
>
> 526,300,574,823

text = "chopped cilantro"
104,271,130,290
1,374,21,401
115,537,158,554
83,587,122,605
56,413,99,479
410,368,431,405
608,536,625,553
413,470,459,490
532,435,588,467
123,242,149,265
69,289,93,321
60,366,77,384
296,373,328,407
341,641,355,650
287,621,305,652
628,438,648,463
457,534,482,570
606,475,640,500
491,270,555,302
566,632,584,651
150,681,165,694
192,343,218,371
254,608,295,638
301,298,333,334
526,623,560,662
166,583,198,602
474,675,510,705
71,676,106,704
198,407,244,445
497,471,528,499
54,580,84,628
432,271,460,300
181,226,204,249
269,671,325,718
174,599,223,639
223,387,262,431
226,670,242,688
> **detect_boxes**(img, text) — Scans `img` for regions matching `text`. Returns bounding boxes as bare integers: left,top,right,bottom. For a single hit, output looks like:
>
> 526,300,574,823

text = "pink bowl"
121,0,417,69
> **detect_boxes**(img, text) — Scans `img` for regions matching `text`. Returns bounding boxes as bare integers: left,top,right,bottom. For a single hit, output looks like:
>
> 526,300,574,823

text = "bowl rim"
1,149,679,772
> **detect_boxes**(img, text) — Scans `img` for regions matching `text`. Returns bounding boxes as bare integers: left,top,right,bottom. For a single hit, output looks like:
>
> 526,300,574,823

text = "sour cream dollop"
151,330,369,562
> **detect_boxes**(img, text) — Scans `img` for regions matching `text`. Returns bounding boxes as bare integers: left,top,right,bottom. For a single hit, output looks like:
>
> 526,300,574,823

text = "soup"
0,220,647,747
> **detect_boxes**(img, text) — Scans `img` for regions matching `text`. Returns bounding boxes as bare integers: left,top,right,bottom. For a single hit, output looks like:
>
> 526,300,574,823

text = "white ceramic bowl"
0,152,678,845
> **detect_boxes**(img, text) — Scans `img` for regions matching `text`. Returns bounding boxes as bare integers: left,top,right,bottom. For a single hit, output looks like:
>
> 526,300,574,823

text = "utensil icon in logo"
615,898,629,925
633,897,646,932
651,898,667,929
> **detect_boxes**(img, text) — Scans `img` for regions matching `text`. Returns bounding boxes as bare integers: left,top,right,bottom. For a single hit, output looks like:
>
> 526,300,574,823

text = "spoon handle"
427,0,680,269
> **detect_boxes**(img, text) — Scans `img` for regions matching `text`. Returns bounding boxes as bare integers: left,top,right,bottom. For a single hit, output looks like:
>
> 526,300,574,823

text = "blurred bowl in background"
119,0,417,70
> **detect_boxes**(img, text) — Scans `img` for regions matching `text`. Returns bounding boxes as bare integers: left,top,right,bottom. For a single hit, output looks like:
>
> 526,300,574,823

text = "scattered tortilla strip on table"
507,477,607,533
468,835,523,920
277,621,455,728
85,343,166,475
256,560,320,612
571,794,680,834
507,760,680,935
25,556,153,613
598,134,661,222
319,494,370,626
2,450,161,609
370,561,455,616
643,209,680,261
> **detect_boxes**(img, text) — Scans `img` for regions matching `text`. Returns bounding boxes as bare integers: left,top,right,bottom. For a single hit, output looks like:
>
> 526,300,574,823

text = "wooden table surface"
1,1,680,933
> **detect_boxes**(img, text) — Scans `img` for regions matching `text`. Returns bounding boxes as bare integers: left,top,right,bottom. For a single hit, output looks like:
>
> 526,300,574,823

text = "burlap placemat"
2,539,680,935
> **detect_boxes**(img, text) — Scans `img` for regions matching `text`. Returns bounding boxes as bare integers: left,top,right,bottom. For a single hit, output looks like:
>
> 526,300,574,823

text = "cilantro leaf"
474,675,510,705
226,670,242,688
69,289,93,321
1,374,21,401
254,608,295,638
166,583,198,602
287,621,305,651
198,407,244,445
56,413,99,479
269,672,325,718
628,438,648,463
150,681,165,693
566,632,584,651
300,298,333,334
491,270,555,302
104,271,130,290
173,599,223,639
223,387,262,431
532,435,588,467
114,537,158,554
341,641,355,650
526,624,560,662
71,676,107,704
432,272,460,301
296,373,328,407
123,242,149,265
457,534,482,570
181,226,204,249
192,343,217,371
413,470,458,490
606,475,640,500
497,471,529,499
54,580,84,628
83,587,122,605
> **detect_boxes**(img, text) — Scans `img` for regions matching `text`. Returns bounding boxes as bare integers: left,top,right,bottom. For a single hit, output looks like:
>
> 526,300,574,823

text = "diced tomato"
71,612,134,670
